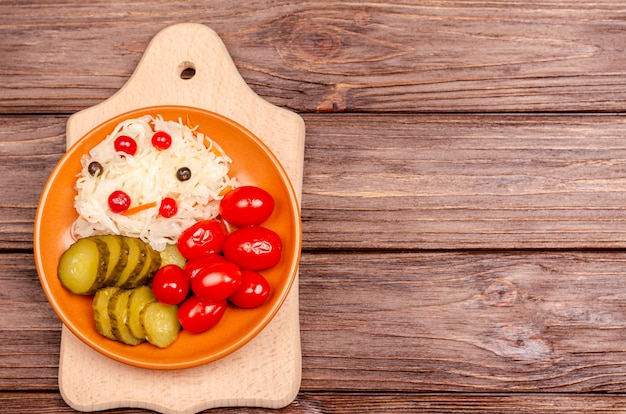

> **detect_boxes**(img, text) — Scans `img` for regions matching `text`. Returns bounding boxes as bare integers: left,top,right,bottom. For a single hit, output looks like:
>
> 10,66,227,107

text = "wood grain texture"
5,392,626,414
6,114,626,250
3,1,626,113
7,251,626,394
299,251,626,393
0,115,66,249
302,114,626,249
4,1,626,412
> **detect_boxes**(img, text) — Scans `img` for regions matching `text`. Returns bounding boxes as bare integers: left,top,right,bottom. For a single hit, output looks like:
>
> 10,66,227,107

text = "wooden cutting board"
59,23,304,413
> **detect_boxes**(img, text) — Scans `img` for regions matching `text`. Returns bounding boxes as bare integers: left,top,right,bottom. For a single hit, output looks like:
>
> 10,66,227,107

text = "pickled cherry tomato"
177,219,227,260
151,264,189,305
159,197,178,218
183,254,226,282
220,186,275,227
152,131,172,150
114,135,137,155
191,262,242,301
108,190,131,214
228,269,270,309
222,225,282,270
177,295,227,334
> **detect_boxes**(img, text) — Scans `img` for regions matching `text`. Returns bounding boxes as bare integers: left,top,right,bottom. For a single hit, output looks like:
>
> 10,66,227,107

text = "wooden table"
4,1,626,412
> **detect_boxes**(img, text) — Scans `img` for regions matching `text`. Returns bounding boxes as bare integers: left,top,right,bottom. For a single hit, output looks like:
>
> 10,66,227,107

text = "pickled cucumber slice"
116,238,146,288
93,286,120,340
95,235,129,286
140,302,181,348
127,285,156,340
160,243,186,268
108,289,144,346
123,241,161,288
58,237,109,294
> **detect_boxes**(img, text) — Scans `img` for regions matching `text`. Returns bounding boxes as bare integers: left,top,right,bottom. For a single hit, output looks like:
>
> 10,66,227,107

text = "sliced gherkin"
127,285,157,340
93,286,120,340
108,288,144,346
94,235,128,286
116,237,146,288
58,236,109,295
123,239,161,288
140,302,181,348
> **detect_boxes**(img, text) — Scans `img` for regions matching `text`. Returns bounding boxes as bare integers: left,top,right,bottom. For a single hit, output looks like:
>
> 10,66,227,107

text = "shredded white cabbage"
71,114,238,251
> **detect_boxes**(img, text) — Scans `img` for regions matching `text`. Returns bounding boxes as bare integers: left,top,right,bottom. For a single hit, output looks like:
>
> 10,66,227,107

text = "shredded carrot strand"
122,201,158,216
211,146,224,157
202,137,224,157
186,114,194,132
219,186,232,197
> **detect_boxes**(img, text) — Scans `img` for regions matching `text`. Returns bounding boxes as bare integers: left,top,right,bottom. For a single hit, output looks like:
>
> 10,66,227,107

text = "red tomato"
228,270,270,308
177,295,227,334
108,190,131,214
191,262,242,301
183,254,226,282
177,219,227,260
222,225,282,270
220,186,275,227
151,264,189,305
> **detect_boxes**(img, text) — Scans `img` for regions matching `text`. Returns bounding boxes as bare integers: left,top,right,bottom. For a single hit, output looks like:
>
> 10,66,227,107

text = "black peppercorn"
176,167,191,181
88,161,104,177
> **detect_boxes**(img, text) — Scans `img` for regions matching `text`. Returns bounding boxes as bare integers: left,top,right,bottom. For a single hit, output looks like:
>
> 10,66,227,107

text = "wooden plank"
7,251,626,393
299,251,626,393
0,115,66,249
3,1,626,113
3,391,626,414
302,114,626,249
7,113,626,250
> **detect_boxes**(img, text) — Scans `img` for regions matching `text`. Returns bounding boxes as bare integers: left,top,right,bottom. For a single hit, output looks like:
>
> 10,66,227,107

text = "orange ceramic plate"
34,106,301,370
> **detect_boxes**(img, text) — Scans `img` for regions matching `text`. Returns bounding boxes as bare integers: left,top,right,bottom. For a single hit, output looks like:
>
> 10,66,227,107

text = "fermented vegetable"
92,285,180,348
58,235,161,294
71,115,238,251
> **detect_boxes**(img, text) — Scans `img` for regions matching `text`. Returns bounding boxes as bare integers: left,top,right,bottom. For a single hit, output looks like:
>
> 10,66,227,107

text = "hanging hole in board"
179,62,196,80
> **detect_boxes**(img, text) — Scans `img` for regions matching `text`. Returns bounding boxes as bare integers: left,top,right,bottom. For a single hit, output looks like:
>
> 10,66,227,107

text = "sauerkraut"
71,114,237,251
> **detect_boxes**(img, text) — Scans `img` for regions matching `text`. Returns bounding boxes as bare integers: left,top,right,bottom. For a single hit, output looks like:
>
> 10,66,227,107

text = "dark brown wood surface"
3,1,626,412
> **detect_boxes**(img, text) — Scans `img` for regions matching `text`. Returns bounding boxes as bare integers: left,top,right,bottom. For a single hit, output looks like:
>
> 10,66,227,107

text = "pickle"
92,285,180,348
108,289,144,346
96,235,129,286
58,237,109,294
59,235,160,294
127,285,156,340
160,243,186,268
122,241,161,288
93,286,120,340
140,302,181,348
115,238,146,288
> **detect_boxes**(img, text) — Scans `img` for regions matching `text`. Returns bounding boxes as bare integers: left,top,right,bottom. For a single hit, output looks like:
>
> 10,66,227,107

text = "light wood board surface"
59,23,304,413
